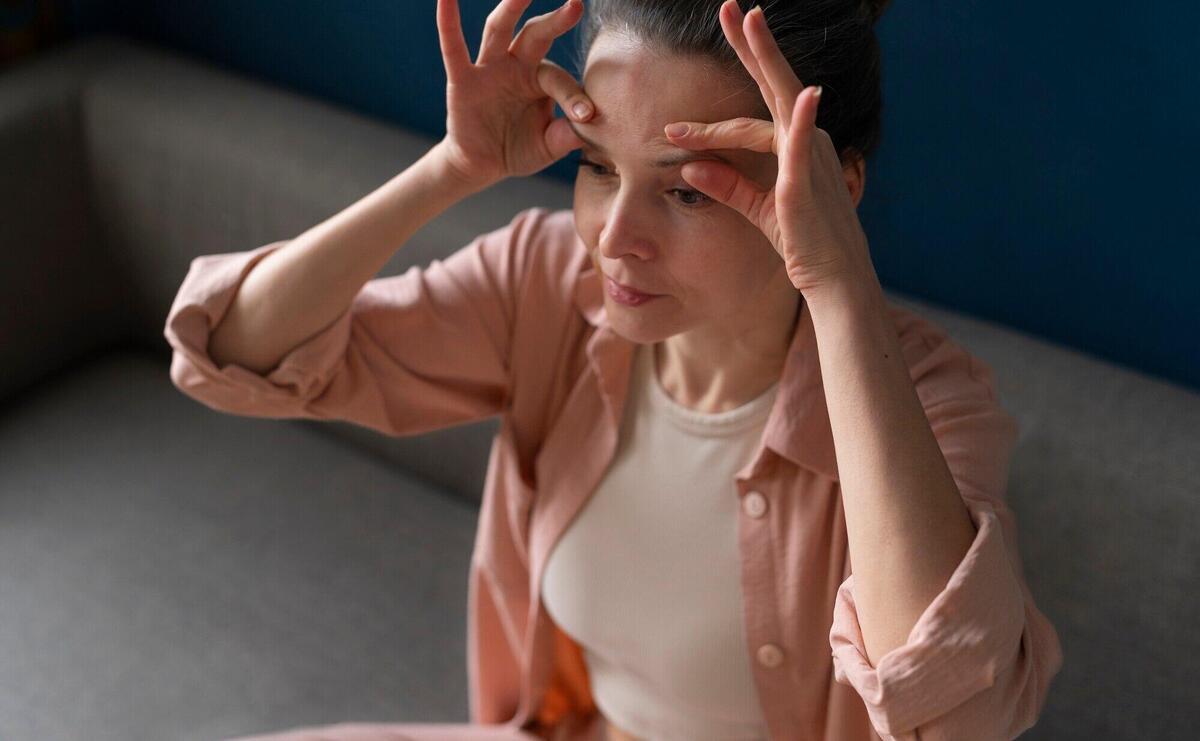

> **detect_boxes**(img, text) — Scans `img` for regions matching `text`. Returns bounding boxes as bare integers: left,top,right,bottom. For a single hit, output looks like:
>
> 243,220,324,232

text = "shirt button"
742,490,768,518
757,643,784,668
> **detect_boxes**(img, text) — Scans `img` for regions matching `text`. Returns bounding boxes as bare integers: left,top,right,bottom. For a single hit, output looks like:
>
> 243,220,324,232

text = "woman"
164,0,1063,739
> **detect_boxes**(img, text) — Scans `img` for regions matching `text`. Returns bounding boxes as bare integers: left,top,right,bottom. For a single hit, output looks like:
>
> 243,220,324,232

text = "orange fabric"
534,623,597,733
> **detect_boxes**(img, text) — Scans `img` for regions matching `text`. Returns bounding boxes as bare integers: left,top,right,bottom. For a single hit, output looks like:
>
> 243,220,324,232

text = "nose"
597,189,655,262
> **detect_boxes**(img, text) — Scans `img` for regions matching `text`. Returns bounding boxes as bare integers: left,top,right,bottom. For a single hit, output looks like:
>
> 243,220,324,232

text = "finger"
743,6,804,131
544,104,585,160
718,0,779,124
663,117,774,153
478,0,534,63
436,0,472,83
781,86,821,201
536,59,595,121
680,160,772,225
509,0,583,65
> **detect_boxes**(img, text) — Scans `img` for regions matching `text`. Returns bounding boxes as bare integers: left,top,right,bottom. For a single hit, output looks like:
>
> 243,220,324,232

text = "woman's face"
572,30,788,345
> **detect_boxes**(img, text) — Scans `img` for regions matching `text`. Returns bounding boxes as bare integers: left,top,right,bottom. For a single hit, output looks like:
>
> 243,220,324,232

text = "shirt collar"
572,251,840,483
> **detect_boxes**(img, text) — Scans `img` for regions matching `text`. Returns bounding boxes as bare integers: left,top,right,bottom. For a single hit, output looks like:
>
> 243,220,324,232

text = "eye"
670,188,710,208
576,157,611,177
575,156,711,209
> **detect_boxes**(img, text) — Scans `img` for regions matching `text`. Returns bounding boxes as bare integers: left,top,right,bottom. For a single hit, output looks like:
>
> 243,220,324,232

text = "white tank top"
541,341,777,741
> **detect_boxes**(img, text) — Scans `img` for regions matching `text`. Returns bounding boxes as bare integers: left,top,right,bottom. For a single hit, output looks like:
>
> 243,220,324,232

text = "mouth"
605,275,663,306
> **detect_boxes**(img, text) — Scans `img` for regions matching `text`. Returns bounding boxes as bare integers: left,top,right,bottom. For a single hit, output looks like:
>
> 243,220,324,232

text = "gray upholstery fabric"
0,40,133,404
2,32,1197,741
0,353,478,741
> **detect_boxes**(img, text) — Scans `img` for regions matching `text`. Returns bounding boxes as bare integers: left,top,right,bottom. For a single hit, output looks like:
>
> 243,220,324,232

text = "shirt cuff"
162,241,353,412
829,495,1027,737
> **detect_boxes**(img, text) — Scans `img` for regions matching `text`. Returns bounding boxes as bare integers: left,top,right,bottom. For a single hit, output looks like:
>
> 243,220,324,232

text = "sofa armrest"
0,39,134,404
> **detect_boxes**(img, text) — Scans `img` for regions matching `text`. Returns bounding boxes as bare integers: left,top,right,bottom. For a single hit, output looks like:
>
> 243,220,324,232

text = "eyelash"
575,156,711,208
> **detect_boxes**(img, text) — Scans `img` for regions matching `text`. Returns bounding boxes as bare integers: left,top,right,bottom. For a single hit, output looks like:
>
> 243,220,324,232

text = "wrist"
430,139,497,198
801,267,886,318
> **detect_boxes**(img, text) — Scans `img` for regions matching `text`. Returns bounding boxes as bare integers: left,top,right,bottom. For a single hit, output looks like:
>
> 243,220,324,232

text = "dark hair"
571,0,890,165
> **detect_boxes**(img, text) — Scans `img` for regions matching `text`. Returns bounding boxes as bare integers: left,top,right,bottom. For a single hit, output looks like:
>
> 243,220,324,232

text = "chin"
605,302,677,345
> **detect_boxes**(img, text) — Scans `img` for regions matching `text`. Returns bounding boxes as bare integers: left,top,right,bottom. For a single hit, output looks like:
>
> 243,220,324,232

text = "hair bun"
862,0,891,25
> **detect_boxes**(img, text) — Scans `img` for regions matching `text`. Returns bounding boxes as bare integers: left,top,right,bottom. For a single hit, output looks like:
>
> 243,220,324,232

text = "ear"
842,149,867,209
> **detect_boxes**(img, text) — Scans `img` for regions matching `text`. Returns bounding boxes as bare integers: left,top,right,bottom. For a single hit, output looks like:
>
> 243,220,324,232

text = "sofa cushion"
0,351,481,741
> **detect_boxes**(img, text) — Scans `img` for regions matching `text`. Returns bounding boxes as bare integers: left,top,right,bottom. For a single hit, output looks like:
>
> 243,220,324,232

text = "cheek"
572,186,602,240
660,248,731,308
690,241,779,302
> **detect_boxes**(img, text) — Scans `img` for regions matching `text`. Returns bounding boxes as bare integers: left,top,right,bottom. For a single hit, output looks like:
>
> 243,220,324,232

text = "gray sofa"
2,34,1196,741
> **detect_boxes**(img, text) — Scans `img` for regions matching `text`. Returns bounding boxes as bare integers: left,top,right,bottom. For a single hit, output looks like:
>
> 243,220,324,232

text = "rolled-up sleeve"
162,207,547,438
829,329,1064,740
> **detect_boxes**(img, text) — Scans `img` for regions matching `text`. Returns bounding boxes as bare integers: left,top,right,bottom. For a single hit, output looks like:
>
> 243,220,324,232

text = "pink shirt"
163,206,1063,741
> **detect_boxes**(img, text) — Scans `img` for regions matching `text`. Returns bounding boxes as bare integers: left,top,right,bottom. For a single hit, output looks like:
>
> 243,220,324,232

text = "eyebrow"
567,120,732,168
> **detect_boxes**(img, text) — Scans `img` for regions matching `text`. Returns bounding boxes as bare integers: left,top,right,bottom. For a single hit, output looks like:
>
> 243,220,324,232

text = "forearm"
804,269,977,668
208,140,485,374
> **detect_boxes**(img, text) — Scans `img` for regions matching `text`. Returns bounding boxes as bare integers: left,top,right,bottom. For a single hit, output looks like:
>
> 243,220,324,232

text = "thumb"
681,160,769,221
544,115,583,162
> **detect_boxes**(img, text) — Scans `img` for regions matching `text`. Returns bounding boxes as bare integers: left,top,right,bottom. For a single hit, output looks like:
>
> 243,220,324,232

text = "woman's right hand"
434,0,596,191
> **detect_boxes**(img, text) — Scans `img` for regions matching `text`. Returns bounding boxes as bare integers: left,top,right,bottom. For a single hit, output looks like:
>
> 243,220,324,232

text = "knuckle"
734,116,760,128
484,7,503,29
536,60,562,87
718,175,740,204
522,5,566,37
523,12,551,32
542,62,568,87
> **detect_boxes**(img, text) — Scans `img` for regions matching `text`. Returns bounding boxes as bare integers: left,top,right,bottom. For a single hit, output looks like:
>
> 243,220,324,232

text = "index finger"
478,0,535,63
509,0,584,65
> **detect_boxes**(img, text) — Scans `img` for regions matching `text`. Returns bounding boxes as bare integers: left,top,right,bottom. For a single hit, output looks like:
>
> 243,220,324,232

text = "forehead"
576,30,775,179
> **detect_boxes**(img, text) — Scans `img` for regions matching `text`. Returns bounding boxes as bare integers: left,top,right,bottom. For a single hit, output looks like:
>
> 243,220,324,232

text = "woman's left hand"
663,0,872,296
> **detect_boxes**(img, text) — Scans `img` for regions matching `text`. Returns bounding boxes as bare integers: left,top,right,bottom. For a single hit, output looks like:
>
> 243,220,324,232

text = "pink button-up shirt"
163,206,1063,741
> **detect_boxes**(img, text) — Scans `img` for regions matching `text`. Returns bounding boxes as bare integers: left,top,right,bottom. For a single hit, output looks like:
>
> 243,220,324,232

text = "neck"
654,292,802,413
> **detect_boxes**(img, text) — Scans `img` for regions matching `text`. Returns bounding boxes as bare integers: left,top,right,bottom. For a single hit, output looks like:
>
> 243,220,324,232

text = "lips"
604,275,664,307
606,275,658,297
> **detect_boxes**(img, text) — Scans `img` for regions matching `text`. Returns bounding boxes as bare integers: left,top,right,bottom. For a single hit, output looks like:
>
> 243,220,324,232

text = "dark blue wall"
63,1,1199,392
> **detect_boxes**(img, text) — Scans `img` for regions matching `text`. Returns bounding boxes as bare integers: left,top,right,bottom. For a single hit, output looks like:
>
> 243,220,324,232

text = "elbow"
898,618,1062,741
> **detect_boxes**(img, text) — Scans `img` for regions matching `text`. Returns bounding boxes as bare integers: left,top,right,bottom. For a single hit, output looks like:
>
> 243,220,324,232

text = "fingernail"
573,101,591,119
665,123,689,137
812,85,822,99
